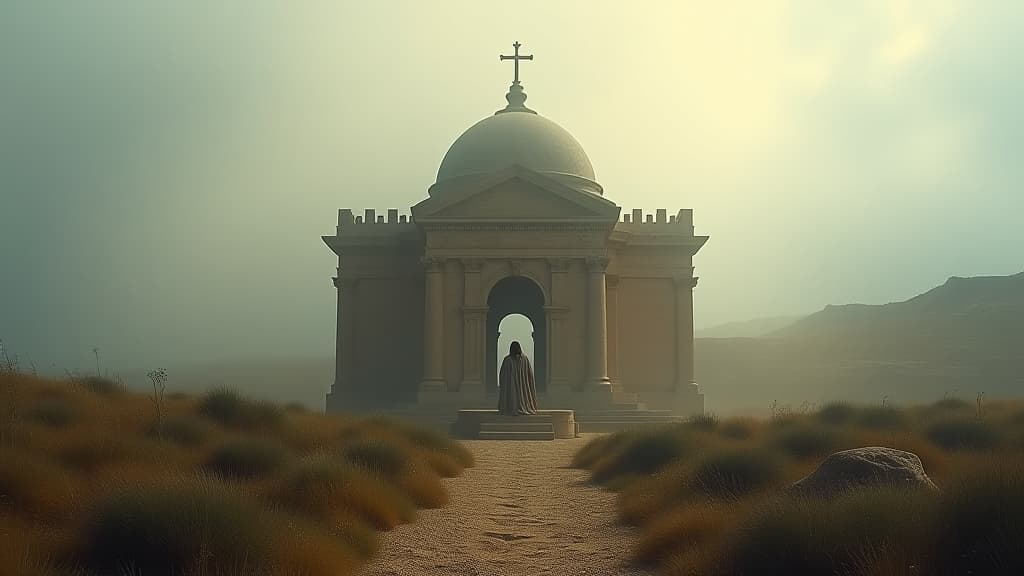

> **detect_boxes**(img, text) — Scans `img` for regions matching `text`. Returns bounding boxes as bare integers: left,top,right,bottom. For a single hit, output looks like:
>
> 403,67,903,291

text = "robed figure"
498,341,539,415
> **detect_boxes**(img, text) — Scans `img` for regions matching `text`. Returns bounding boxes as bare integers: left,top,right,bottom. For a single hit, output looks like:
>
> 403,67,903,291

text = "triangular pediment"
412,165,620,223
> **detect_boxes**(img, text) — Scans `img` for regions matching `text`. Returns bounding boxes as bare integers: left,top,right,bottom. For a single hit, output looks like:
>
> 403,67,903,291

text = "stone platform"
452,409,576,440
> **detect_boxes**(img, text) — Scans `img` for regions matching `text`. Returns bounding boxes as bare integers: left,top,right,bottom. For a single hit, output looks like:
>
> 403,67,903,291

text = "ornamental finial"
496,41,537,115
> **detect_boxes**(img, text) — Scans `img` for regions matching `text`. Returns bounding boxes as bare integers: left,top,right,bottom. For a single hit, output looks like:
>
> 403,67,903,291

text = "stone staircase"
573,409,684,433
478,421,555,441
365,397,691,436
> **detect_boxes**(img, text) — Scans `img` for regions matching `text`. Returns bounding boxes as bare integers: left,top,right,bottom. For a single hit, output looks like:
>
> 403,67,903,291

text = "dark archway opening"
486,276,546,393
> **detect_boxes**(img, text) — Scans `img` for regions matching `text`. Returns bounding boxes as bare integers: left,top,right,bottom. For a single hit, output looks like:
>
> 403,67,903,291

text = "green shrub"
927,418,998,451
26,398,77,427
199,388,282,429
205,439,287,479
774,425,840,459
816,402,855,424
77,376,125,396
593,431,690,483
690,449,784,497
81,478,278,576
343,440,408,478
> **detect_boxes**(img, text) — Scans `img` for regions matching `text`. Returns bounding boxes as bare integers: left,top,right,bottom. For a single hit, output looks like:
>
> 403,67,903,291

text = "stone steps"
479,422,553,432
478,428,556,441
578,421,681,433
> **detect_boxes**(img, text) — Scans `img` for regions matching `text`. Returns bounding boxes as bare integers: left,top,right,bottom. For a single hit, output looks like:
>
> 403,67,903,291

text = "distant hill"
698,272,1024,414
696,315,803,338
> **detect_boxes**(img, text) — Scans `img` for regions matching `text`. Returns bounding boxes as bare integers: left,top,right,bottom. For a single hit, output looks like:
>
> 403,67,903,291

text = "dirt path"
358,437,653,576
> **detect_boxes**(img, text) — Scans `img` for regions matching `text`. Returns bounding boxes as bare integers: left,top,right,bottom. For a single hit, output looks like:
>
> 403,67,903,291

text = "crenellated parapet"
323,207,422,258
609,207,707,258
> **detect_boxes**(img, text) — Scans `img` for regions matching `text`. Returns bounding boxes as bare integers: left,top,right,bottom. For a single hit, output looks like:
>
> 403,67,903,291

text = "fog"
2,1,1022,379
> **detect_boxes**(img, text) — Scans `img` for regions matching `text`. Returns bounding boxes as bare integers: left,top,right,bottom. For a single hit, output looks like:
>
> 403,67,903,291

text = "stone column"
606,274,620,389
586,257,612,391
419,257,447,395
546,259,571,394
460,259,486,397
674,274,698,390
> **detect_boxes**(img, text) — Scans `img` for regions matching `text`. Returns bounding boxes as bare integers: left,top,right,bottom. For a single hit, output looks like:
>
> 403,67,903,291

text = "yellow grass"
576,399,1024,575
0,371,473,575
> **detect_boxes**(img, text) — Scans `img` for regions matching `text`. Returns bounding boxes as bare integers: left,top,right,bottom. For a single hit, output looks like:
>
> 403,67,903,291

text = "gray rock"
790,446,939,496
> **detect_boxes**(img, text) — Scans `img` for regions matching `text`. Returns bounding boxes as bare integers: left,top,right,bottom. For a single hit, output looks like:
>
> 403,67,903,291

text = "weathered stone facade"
324,75,708,416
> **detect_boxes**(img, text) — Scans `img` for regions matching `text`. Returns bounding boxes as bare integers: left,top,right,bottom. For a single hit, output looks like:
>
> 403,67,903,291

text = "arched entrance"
486,276,546,392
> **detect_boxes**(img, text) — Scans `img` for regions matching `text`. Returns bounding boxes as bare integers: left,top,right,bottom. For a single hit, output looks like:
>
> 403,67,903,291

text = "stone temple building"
324,45,708,424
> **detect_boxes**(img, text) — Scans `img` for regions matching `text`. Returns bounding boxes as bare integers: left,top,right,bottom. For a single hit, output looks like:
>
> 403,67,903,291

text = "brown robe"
497,353,539,415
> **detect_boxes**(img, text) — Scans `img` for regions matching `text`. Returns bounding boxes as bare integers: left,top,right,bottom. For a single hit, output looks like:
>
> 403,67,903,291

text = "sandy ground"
358,436,654,576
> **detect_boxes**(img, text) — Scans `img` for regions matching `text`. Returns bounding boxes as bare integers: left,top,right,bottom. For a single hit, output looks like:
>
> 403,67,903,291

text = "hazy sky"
2,1,1022,374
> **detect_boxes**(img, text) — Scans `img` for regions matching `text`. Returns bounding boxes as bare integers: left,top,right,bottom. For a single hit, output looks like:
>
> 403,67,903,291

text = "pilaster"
674,272,699,391
419,256,447,396
460,258,486,396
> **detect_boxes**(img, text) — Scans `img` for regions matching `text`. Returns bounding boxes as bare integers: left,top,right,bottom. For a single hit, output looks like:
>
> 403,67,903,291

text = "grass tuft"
926,418,997,451
205,439,288,479
690,449,785,497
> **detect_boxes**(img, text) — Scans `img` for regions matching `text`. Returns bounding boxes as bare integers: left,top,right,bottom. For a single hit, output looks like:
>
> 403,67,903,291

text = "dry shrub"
343,439,408,478
397,464,449,509
158,414,213,447
205,439,288,479
773,424,842,459
198,388,282,430
634,500,739,566
76,376,125,396
80,475,352,576
687,412,719,430
572,433,626,469
26,397,77,428
0,449,74,518
718,417,756,440
724,488,937,576
690,449,785,498
271,455,414,532
926,418,998,451
934,457,1024,575
816,401,856,424
55,435,154,474
591,429,691,484
0,515,67,576
858,406,908,430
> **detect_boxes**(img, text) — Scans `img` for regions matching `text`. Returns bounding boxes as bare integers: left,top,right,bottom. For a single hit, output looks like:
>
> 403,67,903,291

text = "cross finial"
500,41,533,85
496,41,537,115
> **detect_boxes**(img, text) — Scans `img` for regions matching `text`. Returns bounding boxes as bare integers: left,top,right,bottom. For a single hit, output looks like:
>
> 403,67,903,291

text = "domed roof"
434,78,599,194
437,110,596,184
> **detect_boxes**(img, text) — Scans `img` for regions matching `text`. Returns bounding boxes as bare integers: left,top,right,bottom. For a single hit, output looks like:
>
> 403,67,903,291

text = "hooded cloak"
498,341,539,415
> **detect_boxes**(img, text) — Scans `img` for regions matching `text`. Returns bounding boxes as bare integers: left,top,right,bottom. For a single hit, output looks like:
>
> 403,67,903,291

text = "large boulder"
790,446,939,496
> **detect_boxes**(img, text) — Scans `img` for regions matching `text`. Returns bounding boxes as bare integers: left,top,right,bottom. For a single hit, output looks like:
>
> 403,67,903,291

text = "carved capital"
421,256,446,272
547,258,571,273
461,258,485,273
585,257,610,272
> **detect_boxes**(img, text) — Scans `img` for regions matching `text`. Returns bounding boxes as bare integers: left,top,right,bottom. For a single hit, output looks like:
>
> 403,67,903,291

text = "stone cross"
500,41,533,84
